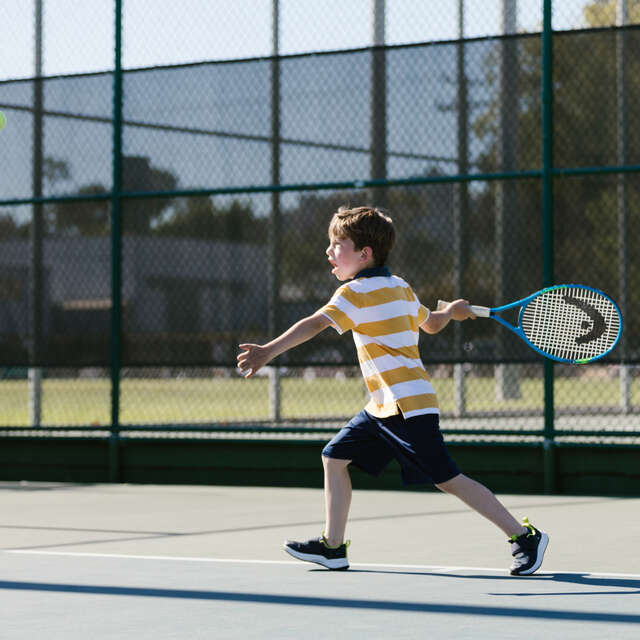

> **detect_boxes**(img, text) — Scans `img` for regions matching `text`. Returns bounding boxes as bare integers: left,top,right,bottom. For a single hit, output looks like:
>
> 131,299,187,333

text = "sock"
321,533,342,549
509,526,528,542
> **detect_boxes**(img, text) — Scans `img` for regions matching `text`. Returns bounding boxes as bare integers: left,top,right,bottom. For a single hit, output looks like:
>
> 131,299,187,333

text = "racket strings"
521,287,621,362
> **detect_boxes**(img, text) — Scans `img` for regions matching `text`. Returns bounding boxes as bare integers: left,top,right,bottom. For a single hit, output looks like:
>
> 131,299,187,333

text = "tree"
583,0,640,26
154,196,267,243
121,156,178,234
53,184,110,236
0,212,30,239
43,156,70,187
46,155,179,236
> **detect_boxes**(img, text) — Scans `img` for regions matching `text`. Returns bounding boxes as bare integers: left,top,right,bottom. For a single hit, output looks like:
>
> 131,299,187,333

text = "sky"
1,0,602,81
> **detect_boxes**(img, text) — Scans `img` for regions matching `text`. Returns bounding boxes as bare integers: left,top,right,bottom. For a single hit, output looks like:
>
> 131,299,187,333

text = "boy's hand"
421,299,476,334
448,299,477,321
237,313,330,378
237,343,272,378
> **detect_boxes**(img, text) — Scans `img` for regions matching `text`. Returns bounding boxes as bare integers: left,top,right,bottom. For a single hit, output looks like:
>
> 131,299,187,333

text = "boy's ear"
360,246,373,262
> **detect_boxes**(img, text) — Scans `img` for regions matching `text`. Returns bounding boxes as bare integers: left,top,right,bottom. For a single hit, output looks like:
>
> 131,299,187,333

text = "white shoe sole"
513,532,549,575
283,544,349,570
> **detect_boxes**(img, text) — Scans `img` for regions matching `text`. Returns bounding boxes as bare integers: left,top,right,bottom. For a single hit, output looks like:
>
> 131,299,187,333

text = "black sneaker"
509,518,549,576
283,536,350,570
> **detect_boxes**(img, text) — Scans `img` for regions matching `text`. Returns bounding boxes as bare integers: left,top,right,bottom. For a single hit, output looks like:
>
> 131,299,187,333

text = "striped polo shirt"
320,266,438,419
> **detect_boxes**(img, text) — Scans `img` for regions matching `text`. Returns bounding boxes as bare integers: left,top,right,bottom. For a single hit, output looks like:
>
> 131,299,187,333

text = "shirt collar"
352,266,391,280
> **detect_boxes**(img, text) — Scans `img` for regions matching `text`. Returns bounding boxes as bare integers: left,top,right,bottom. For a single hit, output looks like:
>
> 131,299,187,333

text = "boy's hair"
329,206,395,267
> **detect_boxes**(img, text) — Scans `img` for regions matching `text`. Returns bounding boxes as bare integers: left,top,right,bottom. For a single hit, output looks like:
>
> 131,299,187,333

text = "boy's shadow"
312,568,640,596
488,572,640,596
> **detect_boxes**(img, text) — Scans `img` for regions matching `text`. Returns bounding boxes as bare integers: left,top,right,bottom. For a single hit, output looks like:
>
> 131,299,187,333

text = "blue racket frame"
487,284,623,364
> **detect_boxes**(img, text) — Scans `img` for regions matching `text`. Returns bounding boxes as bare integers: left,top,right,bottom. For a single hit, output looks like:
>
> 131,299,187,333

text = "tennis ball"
0,111,5,131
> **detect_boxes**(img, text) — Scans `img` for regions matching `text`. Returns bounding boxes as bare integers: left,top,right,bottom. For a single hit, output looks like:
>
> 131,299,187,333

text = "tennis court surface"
1,483,639,639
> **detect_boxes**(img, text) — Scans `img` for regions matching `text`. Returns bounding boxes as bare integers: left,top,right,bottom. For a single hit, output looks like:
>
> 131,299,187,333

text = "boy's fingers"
237,363,252,378
238,344,264,377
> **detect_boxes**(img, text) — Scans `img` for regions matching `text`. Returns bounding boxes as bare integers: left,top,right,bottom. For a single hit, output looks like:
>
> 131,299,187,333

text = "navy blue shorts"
322,410,460,485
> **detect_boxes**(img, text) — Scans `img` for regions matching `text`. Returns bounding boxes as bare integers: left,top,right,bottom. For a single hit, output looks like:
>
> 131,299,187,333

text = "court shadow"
317,567,519,580
489,572,640,596
0,579,639,623
330,568,640,596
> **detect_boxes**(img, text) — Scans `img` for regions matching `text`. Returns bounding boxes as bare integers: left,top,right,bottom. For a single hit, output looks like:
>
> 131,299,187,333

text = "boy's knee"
435,472,464,493
322,454,351,469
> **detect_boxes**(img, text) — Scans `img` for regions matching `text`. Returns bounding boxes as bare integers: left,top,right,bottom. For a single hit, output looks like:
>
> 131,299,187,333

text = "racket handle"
437,300,491,318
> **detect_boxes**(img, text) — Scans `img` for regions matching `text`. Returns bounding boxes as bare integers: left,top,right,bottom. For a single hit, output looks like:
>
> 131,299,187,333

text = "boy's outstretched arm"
237,311,332,378
421,299,476,334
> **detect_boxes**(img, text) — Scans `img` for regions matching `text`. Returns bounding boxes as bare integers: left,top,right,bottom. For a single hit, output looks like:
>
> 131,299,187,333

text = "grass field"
1,375,637,427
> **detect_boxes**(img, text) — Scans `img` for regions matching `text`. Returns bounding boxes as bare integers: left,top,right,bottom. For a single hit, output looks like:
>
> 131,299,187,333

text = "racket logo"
562,295,606,345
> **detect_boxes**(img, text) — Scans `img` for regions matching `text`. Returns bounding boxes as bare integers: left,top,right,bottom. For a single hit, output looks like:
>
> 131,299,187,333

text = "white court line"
4,550,301,566
4,550,640,580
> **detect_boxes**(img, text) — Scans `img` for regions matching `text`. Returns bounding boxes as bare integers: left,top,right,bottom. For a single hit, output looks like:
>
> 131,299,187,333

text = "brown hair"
328,206,395,267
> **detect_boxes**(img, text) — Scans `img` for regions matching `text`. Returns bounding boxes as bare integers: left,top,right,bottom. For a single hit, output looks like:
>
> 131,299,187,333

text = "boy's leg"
435,473,524,537
284,410,388,570
322,455,352,547
282,455,352,570
436,473,549,575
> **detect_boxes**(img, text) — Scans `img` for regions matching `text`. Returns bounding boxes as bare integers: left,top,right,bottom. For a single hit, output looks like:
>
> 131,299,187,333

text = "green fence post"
30,0,44,428
110,0,124,482
541,0,555,494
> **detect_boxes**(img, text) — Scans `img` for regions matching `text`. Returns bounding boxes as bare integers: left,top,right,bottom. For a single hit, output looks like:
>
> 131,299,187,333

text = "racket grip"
436,300,491,318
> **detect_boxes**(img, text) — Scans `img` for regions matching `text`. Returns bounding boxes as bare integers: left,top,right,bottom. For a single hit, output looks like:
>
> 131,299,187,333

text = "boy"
237,206,548,576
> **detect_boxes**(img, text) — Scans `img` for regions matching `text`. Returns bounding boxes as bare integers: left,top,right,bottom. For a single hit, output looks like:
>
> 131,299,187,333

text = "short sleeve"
411,286,430,325
318,285,357,335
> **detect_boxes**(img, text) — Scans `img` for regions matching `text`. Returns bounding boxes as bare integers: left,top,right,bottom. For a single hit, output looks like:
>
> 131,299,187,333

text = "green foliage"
42,155,270,242
154,197,267,243
121,156,178,235
53,184,110,236
583,0,640,27
0,212,30,239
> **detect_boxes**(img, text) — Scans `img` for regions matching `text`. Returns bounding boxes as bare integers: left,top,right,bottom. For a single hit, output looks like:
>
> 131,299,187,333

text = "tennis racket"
437,284,623,364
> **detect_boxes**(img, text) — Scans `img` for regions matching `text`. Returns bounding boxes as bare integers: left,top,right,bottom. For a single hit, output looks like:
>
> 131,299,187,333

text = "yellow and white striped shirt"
320,267,438,419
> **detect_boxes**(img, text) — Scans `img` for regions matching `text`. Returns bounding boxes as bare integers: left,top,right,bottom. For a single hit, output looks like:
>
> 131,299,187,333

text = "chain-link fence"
1,2,640,483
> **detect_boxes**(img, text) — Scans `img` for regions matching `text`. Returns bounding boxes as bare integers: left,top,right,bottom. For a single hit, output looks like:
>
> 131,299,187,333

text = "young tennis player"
237,206,548,575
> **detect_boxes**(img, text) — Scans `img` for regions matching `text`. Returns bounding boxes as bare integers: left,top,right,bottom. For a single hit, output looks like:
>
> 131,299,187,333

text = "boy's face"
326,235,372,281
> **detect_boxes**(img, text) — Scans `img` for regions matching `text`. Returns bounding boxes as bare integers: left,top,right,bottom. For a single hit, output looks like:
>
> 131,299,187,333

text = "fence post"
268,0,282,423
453,0,468,417
541,0,555,494
29,0,44,427
110,0,124,482
268,367,281,422
371,0,387,209
495,0,521,402
617,0,631,412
